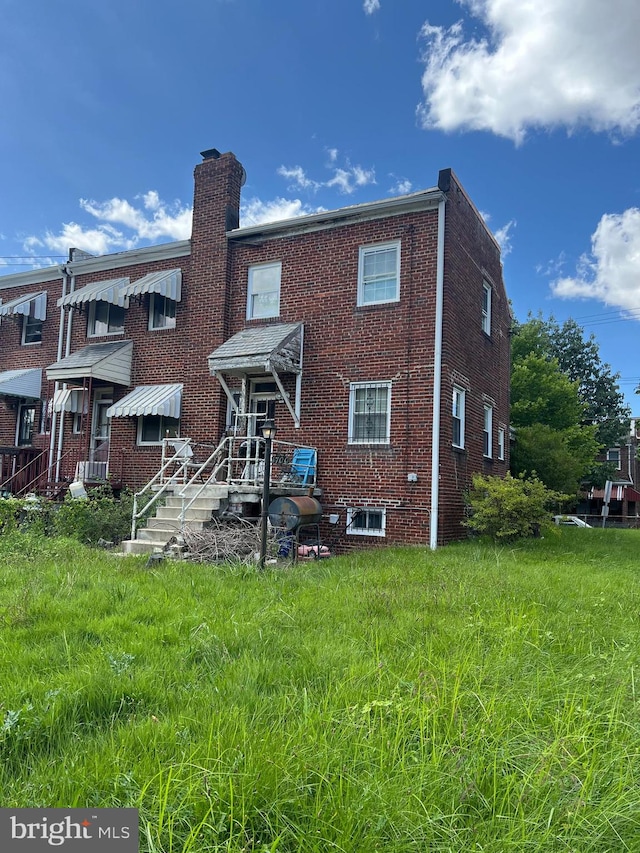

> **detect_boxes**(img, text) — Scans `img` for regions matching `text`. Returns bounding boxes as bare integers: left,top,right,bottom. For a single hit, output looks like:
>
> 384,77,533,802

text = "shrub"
464,472,567,541
53,486,135,545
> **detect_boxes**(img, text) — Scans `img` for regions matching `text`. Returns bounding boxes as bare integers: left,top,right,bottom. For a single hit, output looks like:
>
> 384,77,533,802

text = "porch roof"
107,383,182,418
588,483,640,502
0,367,42,400
120,269,182,302
46,340,133,385
0,291,47,321
58,277,130,309
207,323,303,376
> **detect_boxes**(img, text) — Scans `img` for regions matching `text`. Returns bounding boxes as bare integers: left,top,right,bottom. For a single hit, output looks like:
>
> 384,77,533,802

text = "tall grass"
1,529,640,851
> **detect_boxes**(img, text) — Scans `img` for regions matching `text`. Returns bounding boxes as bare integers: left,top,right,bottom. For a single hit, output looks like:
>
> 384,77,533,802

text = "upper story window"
483,405,493,458
452,386,466,449
607,448,621,469
358,242,400,306
22,314,43,345
247,262,281,320
348,381,391,444
137,415,180,445
149,294,177,330
88,301,125,336
482,282,492,335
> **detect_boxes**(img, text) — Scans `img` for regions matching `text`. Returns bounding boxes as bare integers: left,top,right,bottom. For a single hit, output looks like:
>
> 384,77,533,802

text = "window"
347,507,386,537
452,386,465,449
497,427,506,461
358,242,400,306
483,405,493,458
247,262,281,320
349,382,391,444
149,294,176,330
88,301,125,336
607,448,621,469
482,282,492,335
22,314,43,345
137,415,180,445
16,404,36,446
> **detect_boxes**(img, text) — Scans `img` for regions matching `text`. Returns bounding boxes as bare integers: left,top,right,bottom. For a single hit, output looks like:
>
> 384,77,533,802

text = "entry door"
248,381,277,437
90,389,112,473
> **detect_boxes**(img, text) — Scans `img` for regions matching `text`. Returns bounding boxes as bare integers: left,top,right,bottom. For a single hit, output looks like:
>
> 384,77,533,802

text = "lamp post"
258,418,276,570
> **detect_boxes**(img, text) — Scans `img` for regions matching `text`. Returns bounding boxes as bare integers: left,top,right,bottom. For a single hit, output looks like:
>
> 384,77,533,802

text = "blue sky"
1,0,639,407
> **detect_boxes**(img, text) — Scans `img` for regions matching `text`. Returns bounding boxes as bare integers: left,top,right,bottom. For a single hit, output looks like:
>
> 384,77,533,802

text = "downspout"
55,263,76,482
49,264,69,479
429,197,446,550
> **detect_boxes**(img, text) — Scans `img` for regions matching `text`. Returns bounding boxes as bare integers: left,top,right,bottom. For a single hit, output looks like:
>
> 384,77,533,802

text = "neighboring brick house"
0,148,510,548
578,420,640,523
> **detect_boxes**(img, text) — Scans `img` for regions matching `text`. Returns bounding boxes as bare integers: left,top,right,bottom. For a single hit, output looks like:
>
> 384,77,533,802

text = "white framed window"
346,507,386,537
481,282,492,335
607,448,621,469
357,242,400,306
149,294,176,330
22,314,43,345
348,382,391,444
497,427,506,461
88,301,125,336
483,405,493,458
247,262,281,320
452,386,465,449
137,415,180,445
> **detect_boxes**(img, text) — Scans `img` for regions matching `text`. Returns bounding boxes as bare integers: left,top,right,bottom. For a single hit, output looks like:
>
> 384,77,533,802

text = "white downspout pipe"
49,265,69,478
429,197,446,550
55,268,76,482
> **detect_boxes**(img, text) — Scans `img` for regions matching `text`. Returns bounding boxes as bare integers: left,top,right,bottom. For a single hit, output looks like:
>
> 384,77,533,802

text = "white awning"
58,277,130,309
0,367,42,399
53,388,88,413
46,340,133,385
0,291,47,320
207,323,303,376
106,383,182,419
120,269,182,302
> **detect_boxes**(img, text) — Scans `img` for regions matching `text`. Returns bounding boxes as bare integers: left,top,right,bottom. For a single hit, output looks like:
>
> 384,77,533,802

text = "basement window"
346,507,386,537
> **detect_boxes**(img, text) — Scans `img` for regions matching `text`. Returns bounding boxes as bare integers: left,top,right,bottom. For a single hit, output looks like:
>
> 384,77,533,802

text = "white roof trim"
107,383,183,419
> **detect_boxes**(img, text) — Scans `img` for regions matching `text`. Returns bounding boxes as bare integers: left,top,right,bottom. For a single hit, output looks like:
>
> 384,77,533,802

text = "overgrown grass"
1,529,640,851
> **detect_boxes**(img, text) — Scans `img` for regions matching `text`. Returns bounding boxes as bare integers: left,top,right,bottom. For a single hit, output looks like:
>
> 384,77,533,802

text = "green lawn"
1,529,640,851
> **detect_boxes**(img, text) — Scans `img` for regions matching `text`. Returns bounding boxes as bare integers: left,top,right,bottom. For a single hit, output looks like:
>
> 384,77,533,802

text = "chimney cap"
200,148,221,160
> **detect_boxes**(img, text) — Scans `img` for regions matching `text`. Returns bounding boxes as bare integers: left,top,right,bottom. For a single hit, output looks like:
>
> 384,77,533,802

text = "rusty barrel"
268,496,322,532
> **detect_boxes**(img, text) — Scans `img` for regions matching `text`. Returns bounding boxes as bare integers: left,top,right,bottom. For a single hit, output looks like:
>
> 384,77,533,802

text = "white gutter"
429,197,446,550
55,271,76,482
48,266,68,478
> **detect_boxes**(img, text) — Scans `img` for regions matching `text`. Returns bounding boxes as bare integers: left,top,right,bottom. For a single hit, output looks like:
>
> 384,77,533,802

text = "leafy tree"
464,473,566,541
510,423,600,495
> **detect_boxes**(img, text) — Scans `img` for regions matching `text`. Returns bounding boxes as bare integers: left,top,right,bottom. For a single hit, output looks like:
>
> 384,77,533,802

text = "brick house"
0,148,510,549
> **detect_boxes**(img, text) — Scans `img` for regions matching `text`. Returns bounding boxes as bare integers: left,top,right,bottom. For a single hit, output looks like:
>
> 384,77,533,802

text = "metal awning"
589,484,640,502
208,323,303,375
208,323,304,427
46,340,133,385
53,388,88,413
120,269,182,302
0,367,42,399
106,383,182,419
58,277,130,309
0,291,47,320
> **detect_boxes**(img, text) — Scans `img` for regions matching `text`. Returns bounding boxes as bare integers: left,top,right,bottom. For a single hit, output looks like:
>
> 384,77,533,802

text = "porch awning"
588,483,640,502
53,388,88,413
107,383,182,419
46,340,133,385
207,323,303,376
0,367,42,399
58,277,130,309
120,269,182,302
0,291,47,320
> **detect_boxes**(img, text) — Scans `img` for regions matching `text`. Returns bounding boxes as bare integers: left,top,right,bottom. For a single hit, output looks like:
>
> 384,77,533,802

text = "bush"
53,486,135,545
464,473,567,541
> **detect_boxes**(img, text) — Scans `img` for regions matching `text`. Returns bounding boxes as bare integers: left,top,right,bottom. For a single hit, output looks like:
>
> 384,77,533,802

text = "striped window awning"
106,383,182,419
58,277,130,309
0,291,47,320
0,367,42,399
53,388,88,414
120,269,182,302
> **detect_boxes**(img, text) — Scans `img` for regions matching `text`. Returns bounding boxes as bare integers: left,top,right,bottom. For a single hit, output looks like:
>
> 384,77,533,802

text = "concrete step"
120,539,162,556
156,505,214,521
163,496,222,511
167,483,229,499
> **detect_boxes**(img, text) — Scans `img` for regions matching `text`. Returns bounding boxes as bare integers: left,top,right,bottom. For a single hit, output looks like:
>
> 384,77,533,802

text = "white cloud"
389,177,413,195
278,155,376,196
240,197,325,227
276,166,321,191
418,0,640,143
363,0,380,14
551,208,640,313
21,192,193,259
493,220,516,256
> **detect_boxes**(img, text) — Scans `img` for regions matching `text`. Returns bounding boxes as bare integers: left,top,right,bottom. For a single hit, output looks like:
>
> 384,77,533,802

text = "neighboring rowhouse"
578,419,640,523
0,148,510,548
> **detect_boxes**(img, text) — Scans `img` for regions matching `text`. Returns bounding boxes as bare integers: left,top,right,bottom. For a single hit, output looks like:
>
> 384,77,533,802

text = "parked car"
553,515,592,528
